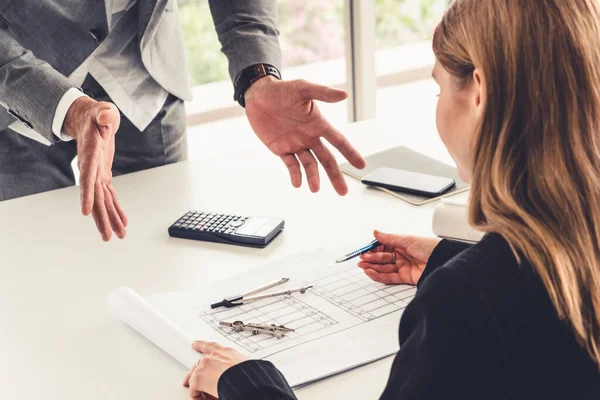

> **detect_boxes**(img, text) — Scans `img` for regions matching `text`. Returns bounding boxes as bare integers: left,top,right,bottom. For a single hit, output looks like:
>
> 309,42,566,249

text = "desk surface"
0,115,453,400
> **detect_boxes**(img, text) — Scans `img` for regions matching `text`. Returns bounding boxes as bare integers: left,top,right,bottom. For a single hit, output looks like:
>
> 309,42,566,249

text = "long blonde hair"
433,0,600,366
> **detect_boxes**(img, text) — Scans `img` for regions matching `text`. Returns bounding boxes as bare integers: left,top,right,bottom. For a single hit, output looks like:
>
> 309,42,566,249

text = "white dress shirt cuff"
52,88,88,142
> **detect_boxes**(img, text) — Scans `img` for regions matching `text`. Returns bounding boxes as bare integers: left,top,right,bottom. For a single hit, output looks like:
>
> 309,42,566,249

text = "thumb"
298,80,348,103
95,102,120,139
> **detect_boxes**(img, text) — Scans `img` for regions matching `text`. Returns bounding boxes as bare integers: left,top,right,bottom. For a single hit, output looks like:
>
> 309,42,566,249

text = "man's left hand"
245,76,366,196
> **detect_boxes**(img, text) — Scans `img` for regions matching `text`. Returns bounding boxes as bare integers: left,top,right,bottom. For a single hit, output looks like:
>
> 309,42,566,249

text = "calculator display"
236,217,283,237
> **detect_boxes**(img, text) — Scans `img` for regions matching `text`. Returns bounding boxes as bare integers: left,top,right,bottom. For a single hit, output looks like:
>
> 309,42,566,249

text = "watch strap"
234,64,282,108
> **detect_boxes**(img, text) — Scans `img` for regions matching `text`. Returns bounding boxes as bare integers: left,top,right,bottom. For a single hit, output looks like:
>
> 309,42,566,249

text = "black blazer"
216,234,600,399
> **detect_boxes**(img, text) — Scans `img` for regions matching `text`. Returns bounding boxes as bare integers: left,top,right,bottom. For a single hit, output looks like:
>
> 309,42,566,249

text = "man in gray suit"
0,1,366,241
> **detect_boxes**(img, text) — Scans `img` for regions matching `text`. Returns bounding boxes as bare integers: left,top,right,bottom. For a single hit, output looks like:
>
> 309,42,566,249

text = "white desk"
0,116,454,399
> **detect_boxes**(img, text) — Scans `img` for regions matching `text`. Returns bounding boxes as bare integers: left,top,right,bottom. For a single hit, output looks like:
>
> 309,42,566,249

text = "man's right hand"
63,97,127,241
358,230,441,285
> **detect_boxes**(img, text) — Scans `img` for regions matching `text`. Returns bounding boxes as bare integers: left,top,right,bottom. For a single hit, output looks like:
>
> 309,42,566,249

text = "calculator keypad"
173,211,248,234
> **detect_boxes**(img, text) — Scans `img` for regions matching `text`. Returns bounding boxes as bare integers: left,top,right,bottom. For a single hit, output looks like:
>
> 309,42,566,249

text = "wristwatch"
234,63,282,108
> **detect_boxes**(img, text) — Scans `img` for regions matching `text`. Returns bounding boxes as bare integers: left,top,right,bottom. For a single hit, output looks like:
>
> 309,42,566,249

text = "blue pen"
335,239,382,263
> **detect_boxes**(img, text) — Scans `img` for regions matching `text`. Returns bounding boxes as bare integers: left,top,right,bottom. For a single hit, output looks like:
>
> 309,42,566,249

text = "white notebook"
432,191,484,243
341,146,469,206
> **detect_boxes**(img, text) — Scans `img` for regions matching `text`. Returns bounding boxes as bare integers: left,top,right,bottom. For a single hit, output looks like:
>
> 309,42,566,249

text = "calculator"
168,211,285,248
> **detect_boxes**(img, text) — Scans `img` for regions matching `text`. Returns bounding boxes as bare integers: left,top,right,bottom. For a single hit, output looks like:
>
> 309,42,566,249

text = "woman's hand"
358,230,441,285
183,341,247,399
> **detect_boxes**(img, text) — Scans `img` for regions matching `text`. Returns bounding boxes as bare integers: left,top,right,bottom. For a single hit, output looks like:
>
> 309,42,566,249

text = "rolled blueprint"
108,287,199,368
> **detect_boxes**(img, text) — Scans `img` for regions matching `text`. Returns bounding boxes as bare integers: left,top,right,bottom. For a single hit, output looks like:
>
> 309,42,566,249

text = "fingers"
373,230,415,251
296,150,320,193
357,261,398,274
103,185,126,239
187,359,208,399
282,144,349,195
322,126,366,170
91,181,112,242
280,154,302,188
79,149,99,216
297,80,348,103
372,244,393,253
183,364,197,387
359,251,396,265
95,102,121,140
186,344,245,399
312,141,348,196
192,340,223,355
363,269,407,285
365,244,386,253
189,385,204,399
108,184,128,227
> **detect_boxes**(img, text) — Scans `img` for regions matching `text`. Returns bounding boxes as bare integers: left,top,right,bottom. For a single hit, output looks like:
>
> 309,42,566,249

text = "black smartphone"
361,167,456,198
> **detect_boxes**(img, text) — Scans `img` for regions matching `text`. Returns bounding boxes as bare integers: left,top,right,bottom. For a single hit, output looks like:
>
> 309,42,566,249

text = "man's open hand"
245,76,366,195
64,97,127,241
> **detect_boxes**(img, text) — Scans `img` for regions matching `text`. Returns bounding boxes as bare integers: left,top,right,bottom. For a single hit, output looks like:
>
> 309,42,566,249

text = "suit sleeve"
218,360,297,400
380,265,508,399
417,239,473,288
208,0,281,83
0,26,73,143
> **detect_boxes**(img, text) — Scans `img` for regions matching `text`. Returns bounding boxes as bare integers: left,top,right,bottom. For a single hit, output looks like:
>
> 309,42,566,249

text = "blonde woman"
182,1,600,398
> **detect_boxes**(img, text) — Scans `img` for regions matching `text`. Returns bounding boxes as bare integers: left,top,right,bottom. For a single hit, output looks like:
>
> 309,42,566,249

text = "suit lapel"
138,0,167,46
104,0,113,29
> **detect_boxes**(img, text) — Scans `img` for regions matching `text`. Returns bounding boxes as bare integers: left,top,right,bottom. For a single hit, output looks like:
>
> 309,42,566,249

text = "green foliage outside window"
179,0,446,86
376,0,446,48
179,0,228,85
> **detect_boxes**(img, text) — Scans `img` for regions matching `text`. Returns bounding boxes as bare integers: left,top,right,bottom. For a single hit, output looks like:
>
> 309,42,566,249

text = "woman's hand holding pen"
358,230,441,285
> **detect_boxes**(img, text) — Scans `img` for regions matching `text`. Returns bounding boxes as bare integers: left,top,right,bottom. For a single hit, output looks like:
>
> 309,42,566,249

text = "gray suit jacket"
0,0,280,143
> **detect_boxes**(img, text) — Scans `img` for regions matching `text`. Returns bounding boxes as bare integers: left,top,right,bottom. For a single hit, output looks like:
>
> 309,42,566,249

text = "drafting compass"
219,320,295,339
210,277,313,309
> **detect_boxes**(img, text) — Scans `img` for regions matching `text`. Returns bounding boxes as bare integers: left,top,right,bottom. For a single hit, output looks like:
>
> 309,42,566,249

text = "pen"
335,239,381,263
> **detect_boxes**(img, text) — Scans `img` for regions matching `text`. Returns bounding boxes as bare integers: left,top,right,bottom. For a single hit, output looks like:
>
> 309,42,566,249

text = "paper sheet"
109,249,412,388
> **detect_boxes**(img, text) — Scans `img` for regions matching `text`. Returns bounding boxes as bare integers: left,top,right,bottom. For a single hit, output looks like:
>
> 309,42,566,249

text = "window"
178,0,448,160
180,0,348,128
374,0,447,119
